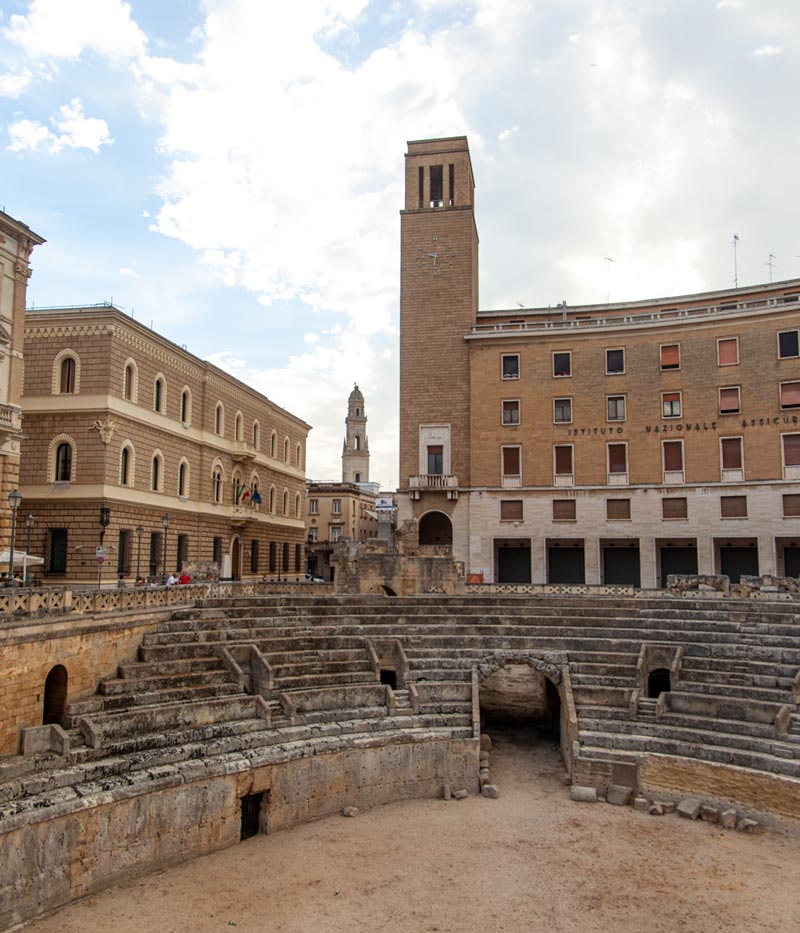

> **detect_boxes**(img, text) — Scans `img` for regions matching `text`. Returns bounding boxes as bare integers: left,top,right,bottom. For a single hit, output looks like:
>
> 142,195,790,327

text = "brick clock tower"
398,136,478,551
342,384,369,484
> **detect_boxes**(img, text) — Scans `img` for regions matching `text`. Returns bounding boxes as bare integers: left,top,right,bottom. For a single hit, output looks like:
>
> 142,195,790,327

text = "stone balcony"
409,474,459,500
0,404,21,439
232,440,257,463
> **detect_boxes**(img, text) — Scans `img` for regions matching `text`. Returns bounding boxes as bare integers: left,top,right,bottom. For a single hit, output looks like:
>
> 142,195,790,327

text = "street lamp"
24,514,34,585
135,525,144,581
7,489,22,585
98,506,111,588
161,513,170,583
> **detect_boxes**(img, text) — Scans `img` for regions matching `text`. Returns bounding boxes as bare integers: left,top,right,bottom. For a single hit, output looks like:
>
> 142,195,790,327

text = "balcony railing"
233,440,256,461
409,474,458,489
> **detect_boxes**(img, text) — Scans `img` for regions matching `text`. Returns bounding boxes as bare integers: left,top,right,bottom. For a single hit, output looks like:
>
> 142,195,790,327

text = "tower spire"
342,384,369,484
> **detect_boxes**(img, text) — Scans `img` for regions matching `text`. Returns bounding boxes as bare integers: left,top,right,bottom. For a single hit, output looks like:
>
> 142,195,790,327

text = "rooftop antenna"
766,253,777,283
732,235,739,288
603,255,616,304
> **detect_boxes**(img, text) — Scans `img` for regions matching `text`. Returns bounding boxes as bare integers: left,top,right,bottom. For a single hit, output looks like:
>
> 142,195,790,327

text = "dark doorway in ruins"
647,668,671,698
379,669,397,689
240,792,265,840
479,661,561,741
418,511,453,547
42,664,68,725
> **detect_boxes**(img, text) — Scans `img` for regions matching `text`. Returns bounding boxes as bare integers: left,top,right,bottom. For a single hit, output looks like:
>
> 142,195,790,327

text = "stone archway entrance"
43,664,68,725
476,653,568,769
418,511,452,546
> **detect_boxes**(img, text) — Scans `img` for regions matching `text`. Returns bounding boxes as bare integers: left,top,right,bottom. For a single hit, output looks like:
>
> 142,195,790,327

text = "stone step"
675,681,793,705
277,671,378,690
271,659,373,679
94,682,244,713
99,669,236,695
666,690,782,724
120,657,224,678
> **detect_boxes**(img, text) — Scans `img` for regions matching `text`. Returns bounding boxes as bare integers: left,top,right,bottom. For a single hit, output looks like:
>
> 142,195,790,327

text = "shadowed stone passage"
240,792,265,841
479,662,561,739
418,511,453,546
648,668,671,698
42,665,68,726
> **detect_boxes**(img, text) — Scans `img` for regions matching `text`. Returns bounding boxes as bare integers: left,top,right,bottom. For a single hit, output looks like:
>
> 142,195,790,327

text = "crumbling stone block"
720,809,737,829
479,734,492,752
482,784,499,798
606,784,632,807
452,789,468,800
737,818,760,834
677,797,703,819
342,806,359,817
633,797,649,812
648,803,664,816
442,784,451,801
700,805,719,824
570,785,597,803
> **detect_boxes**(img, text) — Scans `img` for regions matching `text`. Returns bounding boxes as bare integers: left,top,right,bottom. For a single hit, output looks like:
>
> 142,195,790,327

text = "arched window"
282,489,288,514
295,493,301,517
269,486,275,512
252,421,260,449
354,472,361,483
124,363,135,401
55,443,72,482
270,431,277,458
232,473,243,504
181,389,191,424
235,413,243,442
212,469,222,503
178,461,188,497
59,357,75,394
215,403,224,436
154,376,165,414
284,437,289,462
355,434,360,451
120,446,131,486
151,454,162,491
43,665,68,725
295,442,302,468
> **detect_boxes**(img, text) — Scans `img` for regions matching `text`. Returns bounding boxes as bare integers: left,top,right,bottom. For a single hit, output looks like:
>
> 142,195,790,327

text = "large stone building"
398,136,800,587
306,385,378,579
0,212,44,551
20,305,309,584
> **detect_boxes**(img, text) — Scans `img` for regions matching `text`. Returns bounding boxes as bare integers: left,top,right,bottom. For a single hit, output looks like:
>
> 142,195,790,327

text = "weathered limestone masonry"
2,590,800,928
0,609,168,754
0,738,476,930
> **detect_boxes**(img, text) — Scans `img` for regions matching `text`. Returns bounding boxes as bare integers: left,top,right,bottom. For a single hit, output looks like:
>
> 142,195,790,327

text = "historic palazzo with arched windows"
398,137,800,586
18,305,309,583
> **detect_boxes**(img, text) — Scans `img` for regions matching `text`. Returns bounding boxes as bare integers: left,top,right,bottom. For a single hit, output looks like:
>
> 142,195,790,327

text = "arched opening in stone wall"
231,538,242,581
42,665,68,725
418,510,452,547
647,668,671,698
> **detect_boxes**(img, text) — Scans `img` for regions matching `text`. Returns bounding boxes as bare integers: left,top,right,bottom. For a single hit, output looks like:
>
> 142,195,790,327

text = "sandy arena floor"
24,727,800,932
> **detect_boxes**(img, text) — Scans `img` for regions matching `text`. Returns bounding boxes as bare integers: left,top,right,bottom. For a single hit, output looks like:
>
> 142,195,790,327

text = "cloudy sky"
1,0,797,488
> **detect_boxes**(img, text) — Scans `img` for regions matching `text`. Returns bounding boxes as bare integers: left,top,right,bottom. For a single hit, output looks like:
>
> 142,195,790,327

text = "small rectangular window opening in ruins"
240,792,265,840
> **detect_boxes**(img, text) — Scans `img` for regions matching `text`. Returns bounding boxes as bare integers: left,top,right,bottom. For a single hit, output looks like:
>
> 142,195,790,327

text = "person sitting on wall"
135,576,146,587
117,573,125,589
166,571,179,587
179,570,191,584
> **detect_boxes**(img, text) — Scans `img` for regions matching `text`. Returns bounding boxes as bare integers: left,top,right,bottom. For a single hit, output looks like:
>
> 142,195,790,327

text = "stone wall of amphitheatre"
0,737,477,930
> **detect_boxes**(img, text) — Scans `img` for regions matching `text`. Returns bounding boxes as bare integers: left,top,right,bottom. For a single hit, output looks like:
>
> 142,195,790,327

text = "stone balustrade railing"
0,579,333,620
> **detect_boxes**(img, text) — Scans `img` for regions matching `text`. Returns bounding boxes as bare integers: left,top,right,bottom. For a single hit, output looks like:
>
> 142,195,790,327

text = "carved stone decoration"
475,651,565,685
89,418,116,445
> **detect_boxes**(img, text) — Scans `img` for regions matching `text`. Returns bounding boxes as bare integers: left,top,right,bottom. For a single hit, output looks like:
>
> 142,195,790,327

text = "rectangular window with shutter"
502,446,521,478
721,495,747,518
663,440,684,472
553,397,572,423
552,499,576,521
780,382,800,409
662,391,682,418
719,386,741,414
500,500,523,521
783,494,800,517
607,443,627,474
662,497,688,520
778,330,799,359
607,395,626,421
717,337,739,366
721,437,743,470
606,348,625,374
552,351,571,377
660,344,680,370
502,399,520,424
502,354,520,379
783,434,800,467
554,445,573,475
606,499,631,520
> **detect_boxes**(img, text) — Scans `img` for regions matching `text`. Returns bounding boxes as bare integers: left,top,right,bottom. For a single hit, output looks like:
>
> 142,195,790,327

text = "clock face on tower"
415,235,455,275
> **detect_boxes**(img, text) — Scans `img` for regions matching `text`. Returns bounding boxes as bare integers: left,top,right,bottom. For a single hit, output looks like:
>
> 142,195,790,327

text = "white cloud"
0,69,32,97
6,98,111,153
753,45,783,57
119,267,138,277
5,0,147,60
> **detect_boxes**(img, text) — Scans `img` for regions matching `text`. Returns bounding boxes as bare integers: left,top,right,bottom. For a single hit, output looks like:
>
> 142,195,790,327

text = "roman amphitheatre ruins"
2,552,800,930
